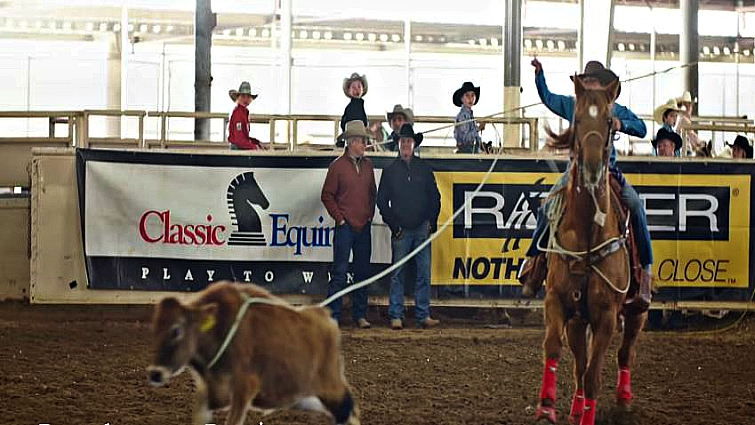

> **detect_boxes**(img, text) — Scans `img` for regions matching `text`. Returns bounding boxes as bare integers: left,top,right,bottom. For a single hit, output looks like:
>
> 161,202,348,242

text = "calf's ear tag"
200,315,216,333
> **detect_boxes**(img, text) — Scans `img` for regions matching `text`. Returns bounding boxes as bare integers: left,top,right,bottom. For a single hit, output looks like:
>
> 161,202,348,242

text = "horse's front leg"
616,309,647,407
580,305,618,425
566,318,588,425
535,289,566,424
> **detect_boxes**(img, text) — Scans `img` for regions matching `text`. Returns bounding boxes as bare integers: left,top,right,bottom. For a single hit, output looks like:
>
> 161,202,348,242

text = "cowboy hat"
343,73,368,98
393,123,424,147
229,81,258,102
676,91,695,104
570,60,621,98
653,98,681,124
651,127,682,151
453,82,480,107
336,120,371,147
386,104,415,124
726,135,754,159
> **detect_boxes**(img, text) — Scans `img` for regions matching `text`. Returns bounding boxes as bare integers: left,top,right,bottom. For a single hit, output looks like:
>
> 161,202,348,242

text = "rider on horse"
518,59,654,310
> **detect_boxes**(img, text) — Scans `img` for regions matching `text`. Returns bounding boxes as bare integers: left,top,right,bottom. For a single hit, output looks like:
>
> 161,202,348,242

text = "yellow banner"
431,171,750,289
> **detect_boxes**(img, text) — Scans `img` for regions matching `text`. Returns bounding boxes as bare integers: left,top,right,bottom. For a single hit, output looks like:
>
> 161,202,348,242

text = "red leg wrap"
579,398,597,425
539,358,559,402
569,389,585,425
616,367,634,405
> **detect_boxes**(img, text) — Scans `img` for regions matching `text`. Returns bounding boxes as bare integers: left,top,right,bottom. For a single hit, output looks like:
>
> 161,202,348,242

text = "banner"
76,149,755,301
433,171,750,292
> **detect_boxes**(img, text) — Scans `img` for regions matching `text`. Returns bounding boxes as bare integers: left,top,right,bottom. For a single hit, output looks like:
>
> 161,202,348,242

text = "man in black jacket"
377,123,441,329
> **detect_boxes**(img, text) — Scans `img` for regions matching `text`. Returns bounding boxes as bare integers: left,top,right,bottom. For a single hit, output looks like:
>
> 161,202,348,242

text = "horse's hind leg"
616,309,647,408
565,318,588,425
535,290,566,424
581,306,617,425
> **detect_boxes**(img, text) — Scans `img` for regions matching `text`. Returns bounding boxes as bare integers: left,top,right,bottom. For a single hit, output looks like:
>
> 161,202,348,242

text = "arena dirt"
1,303,754,425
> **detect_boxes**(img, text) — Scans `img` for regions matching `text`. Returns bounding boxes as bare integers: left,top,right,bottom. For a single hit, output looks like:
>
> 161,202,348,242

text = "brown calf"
147,281,360,425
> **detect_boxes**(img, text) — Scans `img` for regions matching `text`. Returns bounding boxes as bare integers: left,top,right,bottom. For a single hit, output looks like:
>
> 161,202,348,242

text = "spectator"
338,73,368,147
227,81,266,150
727,135,753,159
377,123,440,330
321,120,377,329
453,81,485,153
653,98,681,133
675,91,701,153
384,104,415,152
652,127,682,157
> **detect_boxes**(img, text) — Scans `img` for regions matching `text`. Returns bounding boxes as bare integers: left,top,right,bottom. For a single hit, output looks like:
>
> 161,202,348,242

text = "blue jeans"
526,167,653,267
327,224,371,322
388,222,432,322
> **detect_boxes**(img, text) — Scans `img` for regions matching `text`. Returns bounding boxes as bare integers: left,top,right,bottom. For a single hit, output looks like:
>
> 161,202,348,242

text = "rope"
207,294,292,370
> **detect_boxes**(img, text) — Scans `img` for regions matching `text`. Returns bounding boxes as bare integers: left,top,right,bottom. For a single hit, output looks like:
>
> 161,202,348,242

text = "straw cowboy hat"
676,91,695,104
653,98,681,124
651,127,682,151
727,135,754,159
343,73,368,97
393,123,424,147
336,120,371,147
570,60,622,98
453,82,480,107
228,81,258,102
386,104,415,124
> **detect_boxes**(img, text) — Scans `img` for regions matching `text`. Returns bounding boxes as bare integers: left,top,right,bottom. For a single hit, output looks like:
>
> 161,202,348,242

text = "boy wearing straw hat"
321,120,377,329
227,81,266,150
654,98,681,133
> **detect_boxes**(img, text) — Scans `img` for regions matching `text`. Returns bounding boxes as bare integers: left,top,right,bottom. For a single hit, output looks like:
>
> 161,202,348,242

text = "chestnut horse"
534,76,647,425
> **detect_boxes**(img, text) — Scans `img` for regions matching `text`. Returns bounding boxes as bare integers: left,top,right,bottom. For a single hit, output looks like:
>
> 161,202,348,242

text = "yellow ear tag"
200,314,216,333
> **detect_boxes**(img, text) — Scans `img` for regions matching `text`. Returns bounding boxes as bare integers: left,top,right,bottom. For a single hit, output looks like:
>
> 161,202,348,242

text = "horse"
533,76,648,425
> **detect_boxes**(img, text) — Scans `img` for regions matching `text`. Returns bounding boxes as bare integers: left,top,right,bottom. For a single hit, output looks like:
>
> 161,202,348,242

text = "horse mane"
545,125,574,150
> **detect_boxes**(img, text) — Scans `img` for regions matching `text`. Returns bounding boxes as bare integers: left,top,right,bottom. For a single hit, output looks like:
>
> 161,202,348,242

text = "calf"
147,281,360,425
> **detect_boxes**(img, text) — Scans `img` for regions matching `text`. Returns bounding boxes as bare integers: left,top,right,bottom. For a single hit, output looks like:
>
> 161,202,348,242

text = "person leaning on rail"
321,120,377,329
227,81,267,150
652,127,682,157
377,123,441,330
518,58,654,310
452,81,486,154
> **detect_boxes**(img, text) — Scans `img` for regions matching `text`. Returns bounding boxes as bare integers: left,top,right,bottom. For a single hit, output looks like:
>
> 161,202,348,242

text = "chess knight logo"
227,172,270,246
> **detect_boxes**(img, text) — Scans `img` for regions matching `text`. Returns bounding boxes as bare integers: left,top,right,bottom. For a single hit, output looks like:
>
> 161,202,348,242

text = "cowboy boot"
518,254,548,298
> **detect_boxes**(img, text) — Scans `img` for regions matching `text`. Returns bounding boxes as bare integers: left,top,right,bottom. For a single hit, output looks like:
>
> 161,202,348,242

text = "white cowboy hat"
676,91,695,104
229,81,259,102
342,73,368,97
653,98,681,125
337,120,371,145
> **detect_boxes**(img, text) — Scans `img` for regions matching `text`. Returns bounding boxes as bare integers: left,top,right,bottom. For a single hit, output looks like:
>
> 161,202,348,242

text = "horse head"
573,75,618,187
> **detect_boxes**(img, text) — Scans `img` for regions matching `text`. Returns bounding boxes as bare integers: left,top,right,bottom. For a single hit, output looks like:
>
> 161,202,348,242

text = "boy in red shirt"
228,81,266,150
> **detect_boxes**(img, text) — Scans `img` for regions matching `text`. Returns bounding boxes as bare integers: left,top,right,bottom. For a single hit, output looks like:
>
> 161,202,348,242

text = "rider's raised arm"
612,103,647,138
535,71,575,122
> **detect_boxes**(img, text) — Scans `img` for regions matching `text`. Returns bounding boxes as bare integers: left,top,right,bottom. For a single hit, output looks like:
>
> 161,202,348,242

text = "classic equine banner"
76,149,755,302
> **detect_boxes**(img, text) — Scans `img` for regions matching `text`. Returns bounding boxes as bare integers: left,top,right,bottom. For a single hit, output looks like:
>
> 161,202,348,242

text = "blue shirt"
535,71,647,167
454,106,482,147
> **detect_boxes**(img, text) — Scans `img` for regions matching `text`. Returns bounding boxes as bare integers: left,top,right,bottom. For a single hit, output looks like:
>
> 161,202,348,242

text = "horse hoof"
535,405,557,423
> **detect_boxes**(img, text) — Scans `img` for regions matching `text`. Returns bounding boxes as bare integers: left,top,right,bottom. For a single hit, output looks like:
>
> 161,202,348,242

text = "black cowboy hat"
453,82,480,107
727,135,754,159
393,123,424,147
651,127,682,151
571,60,621,98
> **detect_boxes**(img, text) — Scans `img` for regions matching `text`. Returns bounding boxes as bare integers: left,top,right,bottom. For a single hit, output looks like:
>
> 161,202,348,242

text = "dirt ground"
1,303,754,425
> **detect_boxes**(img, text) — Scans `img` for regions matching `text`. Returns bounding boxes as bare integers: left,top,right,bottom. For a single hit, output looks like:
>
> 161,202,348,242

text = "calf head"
147,297,217,387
